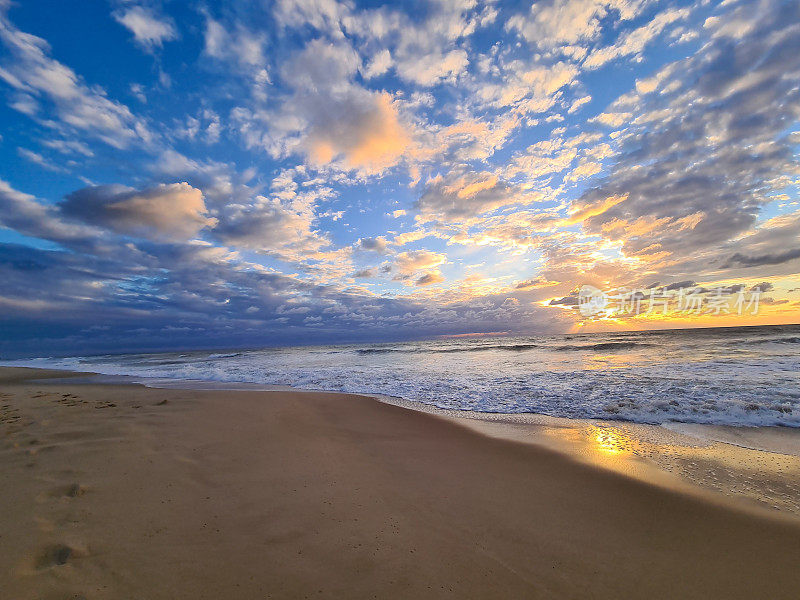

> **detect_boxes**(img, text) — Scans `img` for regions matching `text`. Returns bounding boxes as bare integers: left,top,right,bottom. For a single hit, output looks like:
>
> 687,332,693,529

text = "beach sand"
2,367,800,599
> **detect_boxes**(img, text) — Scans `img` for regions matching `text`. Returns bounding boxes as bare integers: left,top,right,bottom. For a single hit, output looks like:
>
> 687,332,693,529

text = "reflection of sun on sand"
454,413,800,516
2,367,800,599
592,425,631,454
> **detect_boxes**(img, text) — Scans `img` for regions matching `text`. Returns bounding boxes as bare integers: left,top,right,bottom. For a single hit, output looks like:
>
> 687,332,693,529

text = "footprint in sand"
58,393,88,407
53,482,87,498
0,402,22,424
35,483,88,504
35,544,74,569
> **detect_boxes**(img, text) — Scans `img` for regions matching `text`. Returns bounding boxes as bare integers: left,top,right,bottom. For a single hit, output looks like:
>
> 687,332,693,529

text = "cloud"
0,179,100,247
416,169,531,222
477,61,578,111
359,237,388,252
515,276,559,290
583,8,689,69
363,49,392,79
61,183,216,241
339,0,485,86
17,147,65,172
114,6,178,50
568,95,592,114
203,15,267,70
303,90,411,173
353,267,377,278
572,0,800,267
0,11,149,148
235,38,413,175
396,48,468,87
506,0,644,49
1,0,798,355
752,282,774,292
415,271,445,286
391,249,447,276
549,292,579,306
565,194,627,224
727,249,800,268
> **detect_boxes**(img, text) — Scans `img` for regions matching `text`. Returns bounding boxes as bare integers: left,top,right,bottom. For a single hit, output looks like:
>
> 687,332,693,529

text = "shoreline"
3,366,800,598
15,366,800,518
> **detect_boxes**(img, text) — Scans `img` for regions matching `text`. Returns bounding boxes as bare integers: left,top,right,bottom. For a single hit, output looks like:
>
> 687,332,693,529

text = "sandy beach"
2,366,800,599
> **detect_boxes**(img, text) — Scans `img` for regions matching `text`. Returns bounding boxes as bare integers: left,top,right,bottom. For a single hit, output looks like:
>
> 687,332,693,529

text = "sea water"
6,324,800,427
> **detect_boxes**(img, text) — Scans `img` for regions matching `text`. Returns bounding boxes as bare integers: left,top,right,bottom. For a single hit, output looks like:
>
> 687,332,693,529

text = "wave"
553,341,653,351
739,336,800,345
4,328,800,428
355,341,651,355
356,347,416,354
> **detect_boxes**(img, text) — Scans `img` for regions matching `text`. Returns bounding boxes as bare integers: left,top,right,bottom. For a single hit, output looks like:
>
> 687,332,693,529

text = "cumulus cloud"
416,169,531,222
391,249,447,277
415,271,445,286
727,249,800,268
61,183,216,241
214,195,327,258
353,267,377,278
239,38,413,175
339,0,484,86
359,237,388,252
396,49,468,87
114,6,178,50
303,90,411,173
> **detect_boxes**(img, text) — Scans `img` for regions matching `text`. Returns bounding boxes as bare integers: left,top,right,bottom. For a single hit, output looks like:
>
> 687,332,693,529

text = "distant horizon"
4,321,798,361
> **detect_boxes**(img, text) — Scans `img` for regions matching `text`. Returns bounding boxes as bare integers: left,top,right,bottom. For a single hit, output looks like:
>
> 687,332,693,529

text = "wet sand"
2,366,800,599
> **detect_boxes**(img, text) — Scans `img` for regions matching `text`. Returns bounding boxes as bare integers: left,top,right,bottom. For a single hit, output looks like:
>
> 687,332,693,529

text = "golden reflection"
591,426,632,455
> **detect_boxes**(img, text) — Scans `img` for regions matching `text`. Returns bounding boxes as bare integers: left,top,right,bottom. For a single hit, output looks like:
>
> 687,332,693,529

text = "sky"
0,0,799,357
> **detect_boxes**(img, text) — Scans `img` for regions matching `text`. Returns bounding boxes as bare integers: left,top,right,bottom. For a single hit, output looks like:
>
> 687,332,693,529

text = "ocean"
6,324,800,427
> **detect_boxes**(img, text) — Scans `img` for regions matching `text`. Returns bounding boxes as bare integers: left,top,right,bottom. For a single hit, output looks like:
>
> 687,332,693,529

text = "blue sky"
0,0,799,357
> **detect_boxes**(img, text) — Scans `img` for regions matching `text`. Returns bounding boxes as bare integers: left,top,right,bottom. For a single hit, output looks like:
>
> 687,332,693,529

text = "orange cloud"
565,193,627,224
307,93,411,174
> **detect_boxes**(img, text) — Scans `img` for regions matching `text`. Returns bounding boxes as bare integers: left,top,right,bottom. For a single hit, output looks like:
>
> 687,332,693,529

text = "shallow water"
5,324,800,427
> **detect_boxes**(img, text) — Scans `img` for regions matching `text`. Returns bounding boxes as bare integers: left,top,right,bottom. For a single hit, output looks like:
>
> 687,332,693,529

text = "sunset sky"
0,0,799,356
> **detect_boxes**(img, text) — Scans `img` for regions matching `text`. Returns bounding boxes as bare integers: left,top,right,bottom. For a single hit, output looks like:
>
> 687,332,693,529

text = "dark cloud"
61,183,216,241
726,249,800,268
0,179,103,251
665,280,696,291
415,272,444,286
0,181,567,357
549,292,579,306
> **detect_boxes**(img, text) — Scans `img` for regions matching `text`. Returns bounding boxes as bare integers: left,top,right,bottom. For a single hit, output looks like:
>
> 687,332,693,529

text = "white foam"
5,327,800,428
